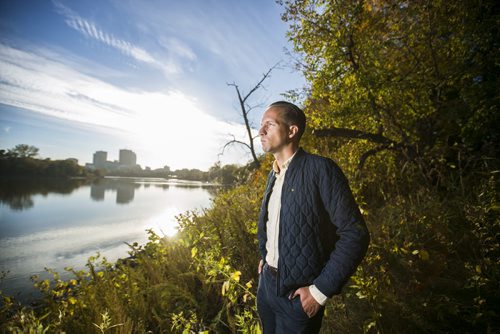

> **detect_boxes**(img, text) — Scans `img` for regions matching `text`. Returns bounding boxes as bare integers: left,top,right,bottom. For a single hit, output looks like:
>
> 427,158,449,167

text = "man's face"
259,107,291,154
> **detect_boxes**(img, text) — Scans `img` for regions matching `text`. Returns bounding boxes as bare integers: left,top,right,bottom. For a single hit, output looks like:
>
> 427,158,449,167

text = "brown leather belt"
267,265,278,276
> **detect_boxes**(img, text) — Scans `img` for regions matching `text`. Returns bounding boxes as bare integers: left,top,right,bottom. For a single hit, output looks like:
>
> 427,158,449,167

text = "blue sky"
0,0,304,170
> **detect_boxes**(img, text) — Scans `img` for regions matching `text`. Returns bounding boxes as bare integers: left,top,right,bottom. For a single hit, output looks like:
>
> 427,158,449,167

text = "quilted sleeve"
313,159,370,297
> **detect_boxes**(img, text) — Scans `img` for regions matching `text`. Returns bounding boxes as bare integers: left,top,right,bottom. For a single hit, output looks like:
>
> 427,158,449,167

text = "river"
0,177,215,303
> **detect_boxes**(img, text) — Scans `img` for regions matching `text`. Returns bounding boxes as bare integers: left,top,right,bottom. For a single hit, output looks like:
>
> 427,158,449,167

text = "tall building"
93,151,107,169
119,149,137,166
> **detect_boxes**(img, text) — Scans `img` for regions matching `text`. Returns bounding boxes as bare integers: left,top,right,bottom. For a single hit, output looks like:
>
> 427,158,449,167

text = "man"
256,101,370,333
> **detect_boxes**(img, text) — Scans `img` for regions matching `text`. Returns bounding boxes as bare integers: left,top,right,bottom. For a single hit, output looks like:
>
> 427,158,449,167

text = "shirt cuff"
309,285,328,306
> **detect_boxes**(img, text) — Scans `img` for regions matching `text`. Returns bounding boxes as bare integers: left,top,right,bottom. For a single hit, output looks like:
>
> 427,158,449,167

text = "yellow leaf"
419,250,430,261
475,265,481,274
356,291,367,299
221,281,229,296
68,297,77,305
191,247,198,258
230,271,242,282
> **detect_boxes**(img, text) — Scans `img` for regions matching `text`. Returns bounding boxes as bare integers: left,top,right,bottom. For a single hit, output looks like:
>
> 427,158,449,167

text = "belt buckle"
267,265,278,276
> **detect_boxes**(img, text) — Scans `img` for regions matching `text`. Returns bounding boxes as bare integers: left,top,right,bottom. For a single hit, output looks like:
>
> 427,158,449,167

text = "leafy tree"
8,144,40,158
208,162,254,185
281,0,498,173
173,168,208,182
0,145,87,177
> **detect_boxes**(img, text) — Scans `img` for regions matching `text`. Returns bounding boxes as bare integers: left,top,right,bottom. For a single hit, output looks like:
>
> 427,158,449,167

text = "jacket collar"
286,147,306,172
272,149,299,175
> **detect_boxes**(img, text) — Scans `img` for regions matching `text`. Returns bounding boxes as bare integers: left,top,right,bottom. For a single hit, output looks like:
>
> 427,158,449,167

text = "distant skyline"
0,0,305,170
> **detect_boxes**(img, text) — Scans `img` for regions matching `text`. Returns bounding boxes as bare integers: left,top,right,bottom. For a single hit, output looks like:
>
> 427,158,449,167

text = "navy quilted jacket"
258,148,370,297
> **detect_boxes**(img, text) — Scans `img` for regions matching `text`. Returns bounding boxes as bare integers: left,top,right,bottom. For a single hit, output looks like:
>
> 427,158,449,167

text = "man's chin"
262,148,274,154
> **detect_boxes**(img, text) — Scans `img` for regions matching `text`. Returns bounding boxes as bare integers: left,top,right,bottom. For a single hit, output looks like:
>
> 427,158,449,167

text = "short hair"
268,101,306,141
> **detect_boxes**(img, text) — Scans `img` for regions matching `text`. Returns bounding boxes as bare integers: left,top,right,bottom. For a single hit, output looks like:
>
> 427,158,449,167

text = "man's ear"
288,125,299,140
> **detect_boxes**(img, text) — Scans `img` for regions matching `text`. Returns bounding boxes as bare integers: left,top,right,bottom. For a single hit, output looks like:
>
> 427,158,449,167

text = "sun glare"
0,44,251,170
146,207,182,237
127,90,245,169
129,92,216,166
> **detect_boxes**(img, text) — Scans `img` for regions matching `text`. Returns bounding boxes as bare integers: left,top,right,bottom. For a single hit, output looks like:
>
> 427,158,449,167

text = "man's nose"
259,126,266,136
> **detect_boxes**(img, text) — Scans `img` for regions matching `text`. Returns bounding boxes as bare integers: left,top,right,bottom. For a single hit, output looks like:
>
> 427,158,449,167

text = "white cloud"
0,44,255,169
110,1,287,82
160,37,197,61
52,0,180,76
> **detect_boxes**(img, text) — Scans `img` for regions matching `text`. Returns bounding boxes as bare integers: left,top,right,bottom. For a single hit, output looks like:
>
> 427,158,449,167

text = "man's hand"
291,287,321,318
258,259,263,274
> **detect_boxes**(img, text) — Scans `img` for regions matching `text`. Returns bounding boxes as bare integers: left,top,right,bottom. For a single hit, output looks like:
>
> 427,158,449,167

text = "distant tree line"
107,162,252,185
1,144,251,185
0,145,89,178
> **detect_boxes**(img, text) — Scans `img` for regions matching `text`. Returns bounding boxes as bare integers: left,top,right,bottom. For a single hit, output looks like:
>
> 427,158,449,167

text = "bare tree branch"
221,136,252,152
222,64,280,168
357,145,390,170
313,127,397,146
314,126,417,169
241,62,280,104
218,135,253,163
245,102,265,116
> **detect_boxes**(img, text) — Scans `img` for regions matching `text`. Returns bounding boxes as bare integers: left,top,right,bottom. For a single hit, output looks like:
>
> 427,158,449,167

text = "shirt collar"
272,150,298,175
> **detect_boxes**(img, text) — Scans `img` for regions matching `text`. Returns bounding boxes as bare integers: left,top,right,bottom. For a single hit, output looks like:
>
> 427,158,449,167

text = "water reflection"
0,177,216,211
0,177,215,304
90,182,105,201
90,179,140,204
0,178,85,211
117,183,135,204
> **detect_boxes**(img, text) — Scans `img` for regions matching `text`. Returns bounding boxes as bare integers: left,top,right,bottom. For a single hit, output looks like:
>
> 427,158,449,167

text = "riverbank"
0,176,215,306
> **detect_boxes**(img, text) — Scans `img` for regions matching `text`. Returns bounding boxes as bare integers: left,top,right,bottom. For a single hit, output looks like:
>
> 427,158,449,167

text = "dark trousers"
257,264,325,334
